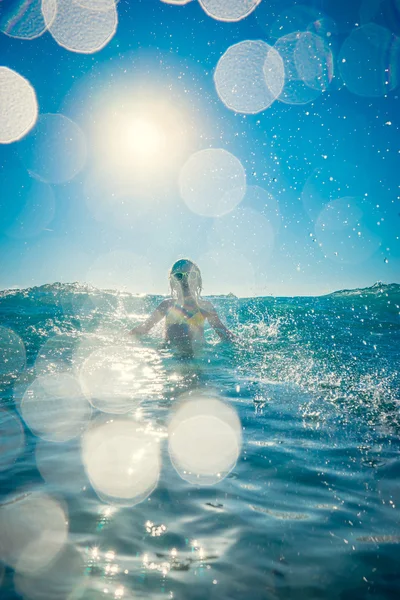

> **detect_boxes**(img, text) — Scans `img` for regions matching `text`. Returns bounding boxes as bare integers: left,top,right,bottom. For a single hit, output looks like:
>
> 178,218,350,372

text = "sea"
0,282,399,600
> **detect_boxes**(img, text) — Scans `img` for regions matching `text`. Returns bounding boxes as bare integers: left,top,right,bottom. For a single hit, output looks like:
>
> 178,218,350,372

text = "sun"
110,114,167,165
124,117,166,160
92,94,194,180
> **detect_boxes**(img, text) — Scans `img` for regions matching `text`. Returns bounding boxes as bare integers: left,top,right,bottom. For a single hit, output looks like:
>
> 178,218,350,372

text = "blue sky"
0,0,399,296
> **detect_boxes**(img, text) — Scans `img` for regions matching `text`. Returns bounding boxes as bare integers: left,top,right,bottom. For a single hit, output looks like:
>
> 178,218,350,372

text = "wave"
1,281,399,301
326,281,400,299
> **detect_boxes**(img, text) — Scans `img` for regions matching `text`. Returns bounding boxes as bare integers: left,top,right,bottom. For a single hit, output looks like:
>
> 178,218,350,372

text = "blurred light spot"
214,40,284,114
35,333,76,376
294,31,333,91
0,0,54,39
61,290,123,330
168,396,241,485
76,0,117,10
198,0,261,22
4,178,55,239
301,162,369,221
21,373,91,442
161,0,193,4
244,185,281,232
0,326,26,386
86,251,154,293
72,334,108,369
0,165,54,239
275,32,327,104
93,98,190,183
307,15,337,38
17,113,87,184
0,492,67,574
42,0,118,54
0,410,25,471
207,206,275,276
122,117,166,162
199,247,256,296
13,369,36,417
81,418,161,505
316,197,363,231
84,169,158,231
80,344,164,414
0,67,38,144
14,544,84,600
268,5,322,39
35,438,87,492
179,148,246,217
315,197,381,264
70,580,131,599
339,24,400,97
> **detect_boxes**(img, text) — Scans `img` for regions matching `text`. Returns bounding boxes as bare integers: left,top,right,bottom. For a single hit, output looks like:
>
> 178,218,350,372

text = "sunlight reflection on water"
82,417,161,506
0,492,68,575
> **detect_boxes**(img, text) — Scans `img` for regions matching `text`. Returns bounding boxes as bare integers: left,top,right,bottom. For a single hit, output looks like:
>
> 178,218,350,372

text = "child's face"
172,271,190,288
171,268,198,294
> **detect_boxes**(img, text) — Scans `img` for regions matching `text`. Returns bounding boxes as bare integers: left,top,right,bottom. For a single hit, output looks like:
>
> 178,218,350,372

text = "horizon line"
0,280,399,299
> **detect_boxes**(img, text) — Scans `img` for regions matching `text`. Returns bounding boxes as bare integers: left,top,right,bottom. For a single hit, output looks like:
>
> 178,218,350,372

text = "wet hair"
169,258,202,300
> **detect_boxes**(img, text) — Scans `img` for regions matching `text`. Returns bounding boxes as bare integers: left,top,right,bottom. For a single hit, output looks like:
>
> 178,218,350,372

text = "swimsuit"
165,303,206,343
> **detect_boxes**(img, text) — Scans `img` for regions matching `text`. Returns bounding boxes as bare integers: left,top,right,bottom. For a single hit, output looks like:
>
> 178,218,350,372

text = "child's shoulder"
198,298,216,314
157,298,175,313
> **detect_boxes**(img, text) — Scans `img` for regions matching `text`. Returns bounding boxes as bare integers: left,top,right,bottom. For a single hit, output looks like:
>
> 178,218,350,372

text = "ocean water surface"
0,282,399,600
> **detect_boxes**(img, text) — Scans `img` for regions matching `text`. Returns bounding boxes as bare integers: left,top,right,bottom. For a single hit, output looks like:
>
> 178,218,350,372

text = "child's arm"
202,301,236,342
129,299,173,336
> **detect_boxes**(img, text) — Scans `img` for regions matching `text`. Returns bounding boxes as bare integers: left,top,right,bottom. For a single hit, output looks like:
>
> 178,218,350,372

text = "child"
130,259,235,354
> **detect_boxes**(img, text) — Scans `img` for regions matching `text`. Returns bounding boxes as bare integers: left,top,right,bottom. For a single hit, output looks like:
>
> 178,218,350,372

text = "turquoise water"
0,282,399,600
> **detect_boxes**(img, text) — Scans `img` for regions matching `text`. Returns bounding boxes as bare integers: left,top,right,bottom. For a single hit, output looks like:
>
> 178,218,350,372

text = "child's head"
169,259,202,299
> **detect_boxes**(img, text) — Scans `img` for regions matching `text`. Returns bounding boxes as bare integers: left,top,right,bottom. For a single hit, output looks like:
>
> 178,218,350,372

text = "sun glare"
117,116,166,161
93,96,193,180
